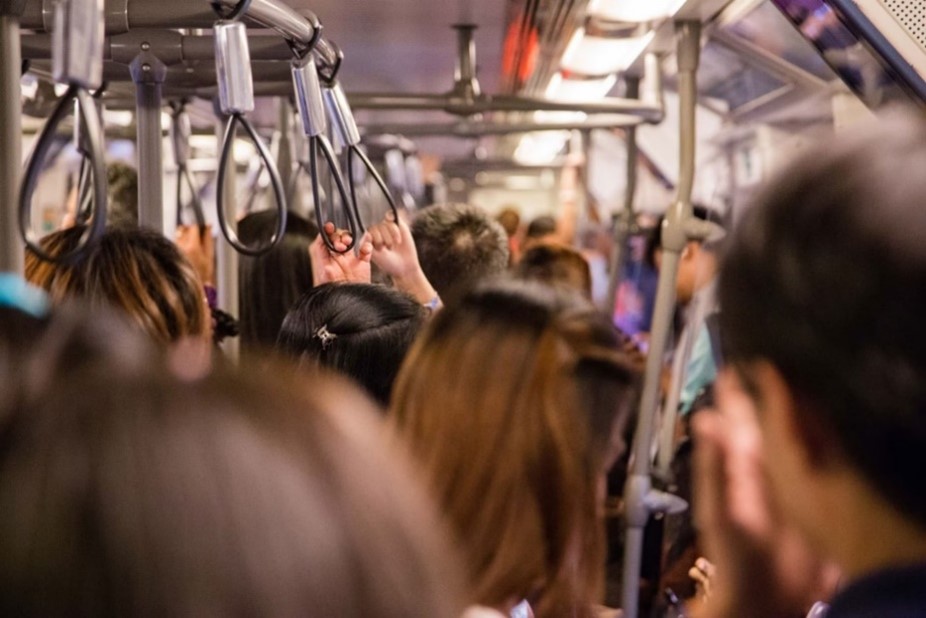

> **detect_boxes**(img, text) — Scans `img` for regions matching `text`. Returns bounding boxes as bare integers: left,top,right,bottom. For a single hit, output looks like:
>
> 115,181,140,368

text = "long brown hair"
390,280,638,616
25,226,208,344
0,312,465,616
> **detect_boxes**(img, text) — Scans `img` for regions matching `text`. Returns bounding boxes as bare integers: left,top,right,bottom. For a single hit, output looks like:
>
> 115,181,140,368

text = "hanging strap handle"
323,80,399,232
20,86,107,263
292,52,358,254
170,102,207,228
213,19,288,256
20,0,107,263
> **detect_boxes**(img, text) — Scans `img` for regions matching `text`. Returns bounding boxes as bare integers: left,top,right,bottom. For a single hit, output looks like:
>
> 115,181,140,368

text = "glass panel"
727,2,836,80
698,42,791,109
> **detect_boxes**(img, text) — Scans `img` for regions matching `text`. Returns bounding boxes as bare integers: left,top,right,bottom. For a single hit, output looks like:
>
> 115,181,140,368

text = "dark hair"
719,111,926,525
644,204,721,269
0,328,464,616
411,203,509,298
238,211,318,351
392,279,639,616
25,226,208,344
526,215,557,240
277,283,427,406
515,242,592,298
105,161,138,229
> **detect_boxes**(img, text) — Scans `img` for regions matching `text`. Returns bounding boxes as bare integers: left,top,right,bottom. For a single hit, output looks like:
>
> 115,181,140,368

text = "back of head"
496,207,521,238
645,204,722,269
391,279,638,616
412,203,509,299
515,242,592,298
105,162,139,229
238,211,317,351
277,283,427,407
719,110,926,526
25,226,208,344
526,215,557,241
0,317,463,617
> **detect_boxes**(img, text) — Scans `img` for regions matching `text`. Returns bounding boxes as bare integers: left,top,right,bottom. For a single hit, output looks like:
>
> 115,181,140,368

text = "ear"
748,361,832,471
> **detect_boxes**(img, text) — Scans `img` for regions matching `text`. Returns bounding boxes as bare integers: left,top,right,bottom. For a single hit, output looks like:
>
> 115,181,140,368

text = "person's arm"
368,211,440,307
175,224,215,286
309,222,373,286
556,159,581,245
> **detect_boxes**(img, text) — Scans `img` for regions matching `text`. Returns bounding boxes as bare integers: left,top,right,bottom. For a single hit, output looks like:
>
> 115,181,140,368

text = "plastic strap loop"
20,86,107,263
170,103,206,228
215,113,288,256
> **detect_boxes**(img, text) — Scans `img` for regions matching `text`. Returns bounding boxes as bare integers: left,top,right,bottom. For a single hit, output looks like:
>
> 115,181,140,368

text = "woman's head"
25,225,209,344
515,242,592,298
277,283,427,406
0,314,463,617
238,210,317,351
390,280,638,616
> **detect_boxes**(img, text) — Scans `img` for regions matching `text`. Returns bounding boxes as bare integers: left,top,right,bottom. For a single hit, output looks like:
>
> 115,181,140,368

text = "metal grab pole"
0,4,24,273
620,22,701,618
131,52,167,231
606,76,640,315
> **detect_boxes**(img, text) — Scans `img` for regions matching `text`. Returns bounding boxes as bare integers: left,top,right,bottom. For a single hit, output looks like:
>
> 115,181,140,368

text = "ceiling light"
588,0,686,23
102,110,134,127
561,27,655,75
514,131,570,165
546,73,618,101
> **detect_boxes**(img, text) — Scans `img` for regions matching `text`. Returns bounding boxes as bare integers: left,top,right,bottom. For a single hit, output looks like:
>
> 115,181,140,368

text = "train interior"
2,0,926,616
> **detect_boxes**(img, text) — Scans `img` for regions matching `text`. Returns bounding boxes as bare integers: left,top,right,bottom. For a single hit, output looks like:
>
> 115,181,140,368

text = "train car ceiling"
13,0,926,218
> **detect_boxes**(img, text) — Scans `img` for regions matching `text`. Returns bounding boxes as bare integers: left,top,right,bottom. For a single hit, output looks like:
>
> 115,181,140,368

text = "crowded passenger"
391,279,639,617
277,282,426,407
693,112,926,617
237,210,317,352
411,203,510,300
0,311,465,617
515,241,593,299
25,225,210,346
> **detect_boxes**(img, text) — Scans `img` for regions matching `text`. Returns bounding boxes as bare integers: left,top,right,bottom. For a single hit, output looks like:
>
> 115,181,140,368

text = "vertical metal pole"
621,21,701,618
130,52,167,231
0,6,25,273
215,119,240,361
606,76,640,315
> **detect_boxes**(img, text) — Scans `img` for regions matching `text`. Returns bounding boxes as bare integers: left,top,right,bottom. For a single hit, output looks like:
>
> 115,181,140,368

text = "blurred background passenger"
514,242,592,299
62,161,139,229
0,317,464,617
391,280,639,617
411,203,509,300
495,206,523,265
277,283,427,407
25,225,209,345
237,210,317,352
523,215,558,250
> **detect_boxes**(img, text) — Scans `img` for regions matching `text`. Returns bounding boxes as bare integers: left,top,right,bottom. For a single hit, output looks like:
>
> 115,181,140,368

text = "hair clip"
314,324,337,350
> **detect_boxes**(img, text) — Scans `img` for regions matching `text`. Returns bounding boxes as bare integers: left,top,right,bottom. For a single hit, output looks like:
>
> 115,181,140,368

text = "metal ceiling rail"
359,115,647,138
20,0,340,72
21,31,294,64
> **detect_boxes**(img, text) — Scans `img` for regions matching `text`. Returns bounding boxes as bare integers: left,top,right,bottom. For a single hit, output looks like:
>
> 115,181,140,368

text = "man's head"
647,205,721,305
719,112,926,549
411,203,509,299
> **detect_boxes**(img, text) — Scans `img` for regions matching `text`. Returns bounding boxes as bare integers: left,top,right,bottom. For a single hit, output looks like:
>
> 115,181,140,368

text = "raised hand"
309,222,373,286
368,211,439,306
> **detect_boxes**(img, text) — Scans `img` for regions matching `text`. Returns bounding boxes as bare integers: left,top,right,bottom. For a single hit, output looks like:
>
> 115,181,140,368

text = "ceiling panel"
293,0,508,94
